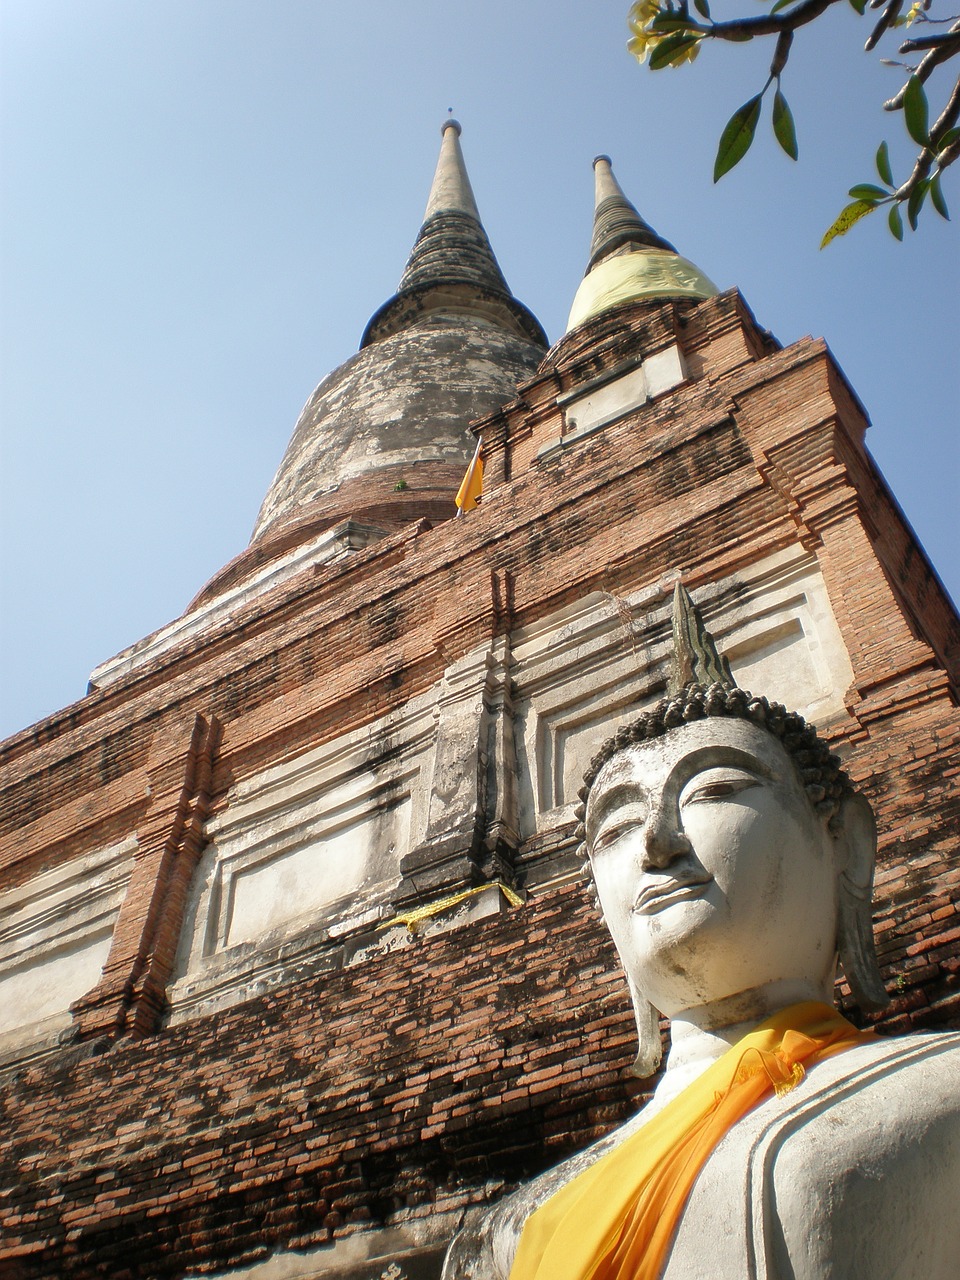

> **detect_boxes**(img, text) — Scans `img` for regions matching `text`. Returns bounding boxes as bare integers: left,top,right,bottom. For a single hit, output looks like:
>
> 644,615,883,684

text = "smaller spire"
565,155,718,333
588,156,675,270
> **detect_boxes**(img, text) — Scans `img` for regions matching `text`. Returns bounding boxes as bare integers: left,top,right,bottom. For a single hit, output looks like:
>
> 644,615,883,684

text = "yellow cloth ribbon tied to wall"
509,1001,875,1280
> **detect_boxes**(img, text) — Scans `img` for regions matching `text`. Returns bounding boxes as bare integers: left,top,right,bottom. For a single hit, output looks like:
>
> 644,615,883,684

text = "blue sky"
1,0,957,739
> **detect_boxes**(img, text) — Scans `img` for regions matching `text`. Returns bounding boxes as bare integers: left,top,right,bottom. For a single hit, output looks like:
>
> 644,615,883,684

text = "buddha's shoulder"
443,1034,960,1280
712,1028,960,1166
668,1030,960,1280
782,1025,959,1096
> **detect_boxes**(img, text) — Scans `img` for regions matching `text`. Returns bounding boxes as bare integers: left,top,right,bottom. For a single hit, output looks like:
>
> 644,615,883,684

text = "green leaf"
907,178,929,229
888,204,904,241
847,183,888,200
930,173,950,220
772,89,798,160
714,95,763,181
846,0,866,12
650,14,695,33
875,141,893,187
935,125,960,163
770,0,795,12
903,75,930,147
693,0,711,18
648,31,701,68
820,200,877,249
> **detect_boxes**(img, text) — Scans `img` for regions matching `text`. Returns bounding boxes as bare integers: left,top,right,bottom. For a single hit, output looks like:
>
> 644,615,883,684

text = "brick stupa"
1,130,957,1280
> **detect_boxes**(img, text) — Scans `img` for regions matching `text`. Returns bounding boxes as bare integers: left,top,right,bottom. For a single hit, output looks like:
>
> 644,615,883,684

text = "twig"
885,18,960,106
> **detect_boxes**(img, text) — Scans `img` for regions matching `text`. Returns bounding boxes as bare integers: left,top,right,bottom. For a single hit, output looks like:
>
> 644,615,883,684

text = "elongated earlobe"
834,792,889,1012
626,973,664,1078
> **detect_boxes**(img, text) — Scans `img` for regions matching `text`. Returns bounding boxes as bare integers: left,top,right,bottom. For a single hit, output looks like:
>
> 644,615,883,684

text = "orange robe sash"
509,1001,875,1280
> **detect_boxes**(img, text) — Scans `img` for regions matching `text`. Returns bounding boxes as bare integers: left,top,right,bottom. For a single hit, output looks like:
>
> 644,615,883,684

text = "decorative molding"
89,522,386,692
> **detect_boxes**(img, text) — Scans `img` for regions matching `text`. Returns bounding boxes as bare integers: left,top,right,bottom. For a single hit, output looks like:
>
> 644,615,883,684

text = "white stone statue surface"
442,591,960,1280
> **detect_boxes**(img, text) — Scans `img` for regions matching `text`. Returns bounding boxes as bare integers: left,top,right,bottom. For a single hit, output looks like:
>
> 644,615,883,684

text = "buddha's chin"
622,897,723,989
635,890,717,947
644,907,798,1016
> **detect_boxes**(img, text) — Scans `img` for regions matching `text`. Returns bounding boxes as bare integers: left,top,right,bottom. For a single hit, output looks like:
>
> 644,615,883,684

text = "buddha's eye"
681,769,759,806
590,814,645,854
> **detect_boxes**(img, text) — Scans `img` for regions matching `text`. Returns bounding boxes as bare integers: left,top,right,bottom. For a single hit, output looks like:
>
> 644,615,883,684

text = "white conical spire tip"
593,155,627,206
422,118,480,222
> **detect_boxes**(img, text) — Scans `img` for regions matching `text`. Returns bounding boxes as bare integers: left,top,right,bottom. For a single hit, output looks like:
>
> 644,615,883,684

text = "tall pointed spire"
421,119,481,224
566,155,718,334
237,121,547,563
588,155,676,269
362,121,546,349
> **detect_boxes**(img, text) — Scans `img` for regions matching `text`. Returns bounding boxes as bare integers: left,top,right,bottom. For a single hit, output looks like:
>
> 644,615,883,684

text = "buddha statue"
442,584,960,1280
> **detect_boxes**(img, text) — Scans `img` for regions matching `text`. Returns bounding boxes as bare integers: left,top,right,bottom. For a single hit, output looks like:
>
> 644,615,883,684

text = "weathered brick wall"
1,887,641,1278
3,739,958,1279
853,701,960,1030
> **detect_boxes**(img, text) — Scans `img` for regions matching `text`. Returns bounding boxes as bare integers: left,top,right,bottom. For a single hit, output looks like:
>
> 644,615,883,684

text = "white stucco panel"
556,346,687,446
0,931,114,1033
166,653,497,1023
0,837,135,1059
172,711,433,980
223,795,413,949
563,364,649,436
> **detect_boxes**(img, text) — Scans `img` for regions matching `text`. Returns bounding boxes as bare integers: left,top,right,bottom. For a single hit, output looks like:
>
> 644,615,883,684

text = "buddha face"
585,717,840,1019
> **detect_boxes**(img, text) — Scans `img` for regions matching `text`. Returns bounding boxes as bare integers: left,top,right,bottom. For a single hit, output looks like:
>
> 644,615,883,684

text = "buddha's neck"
652,979,834,1109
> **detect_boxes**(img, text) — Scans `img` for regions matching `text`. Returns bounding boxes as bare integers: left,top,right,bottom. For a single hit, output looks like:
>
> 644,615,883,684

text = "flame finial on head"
576,578,852,829
668,581,734,696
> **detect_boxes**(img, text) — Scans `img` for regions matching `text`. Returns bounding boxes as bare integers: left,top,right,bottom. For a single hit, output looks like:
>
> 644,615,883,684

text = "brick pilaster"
70,713,221,1041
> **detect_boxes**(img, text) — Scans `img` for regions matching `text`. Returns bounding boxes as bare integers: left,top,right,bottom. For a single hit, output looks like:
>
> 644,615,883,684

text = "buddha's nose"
642,799,691,869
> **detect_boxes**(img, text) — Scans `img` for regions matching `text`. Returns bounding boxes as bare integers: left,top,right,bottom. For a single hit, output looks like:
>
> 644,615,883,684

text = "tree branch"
894,69,960,196
629,0,957,239
899,28,960,51
884,18,960,106
866,0,903,54
699,0,843,40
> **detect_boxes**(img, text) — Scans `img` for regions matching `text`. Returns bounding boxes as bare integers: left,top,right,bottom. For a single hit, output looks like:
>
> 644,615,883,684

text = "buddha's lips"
633,874,713,915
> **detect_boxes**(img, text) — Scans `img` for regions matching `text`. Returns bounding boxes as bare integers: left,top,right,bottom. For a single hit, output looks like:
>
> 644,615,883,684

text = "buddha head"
574,585,888,1077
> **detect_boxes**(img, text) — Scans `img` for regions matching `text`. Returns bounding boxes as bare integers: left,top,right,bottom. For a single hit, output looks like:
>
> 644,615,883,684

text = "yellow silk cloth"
509,1001,875,1280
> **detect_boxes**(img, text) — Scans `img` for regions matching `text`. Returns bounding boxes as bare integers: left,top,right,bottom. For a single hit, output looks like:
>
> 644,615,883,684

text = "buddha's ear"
625,973,664,1078
834,791,889,1012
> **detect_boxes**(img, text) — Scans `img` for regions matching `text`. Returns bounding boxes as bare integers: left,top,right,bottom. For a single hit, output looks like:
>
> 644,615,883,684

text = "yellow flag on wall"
455,438,484,515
